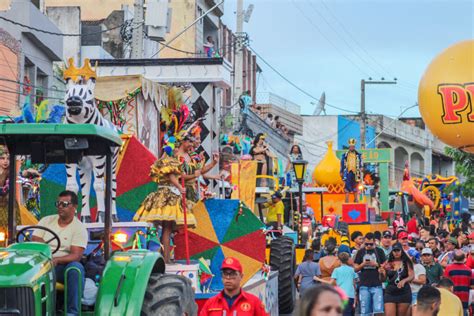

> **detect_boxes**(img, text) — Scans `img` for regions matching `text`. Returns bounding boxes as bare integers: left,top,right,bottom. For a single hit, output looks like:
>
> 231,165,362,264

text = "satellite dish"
244,4,254,23
313,92,326,115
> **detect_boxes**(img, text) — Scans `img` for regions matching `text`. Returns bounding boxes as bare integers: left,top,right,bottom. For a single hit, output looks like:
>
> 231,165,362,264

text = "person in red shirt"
200,257,268,316
406,216,419,237
467,232,474,269
443,250,474,315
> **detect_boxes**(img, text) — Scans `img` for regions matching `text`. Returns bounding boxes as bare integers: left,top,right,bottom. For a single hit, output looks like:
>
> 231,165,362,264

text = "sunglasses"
383,235,392,239
365,243,374,246
222,271,239,279
55,201,72,208
392,249,402,252
422,254,432,256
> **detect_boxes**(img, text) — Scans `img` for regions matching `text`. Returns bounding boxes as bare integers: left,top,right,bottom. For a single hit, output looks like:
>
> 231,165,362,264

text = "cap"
447,237,458,245
338,244,351,255
271,191,282,199
221,257,243,273
398,231,408,239
392,242,403,250
468,232,474,239
421,248,433,255
383,230,392,238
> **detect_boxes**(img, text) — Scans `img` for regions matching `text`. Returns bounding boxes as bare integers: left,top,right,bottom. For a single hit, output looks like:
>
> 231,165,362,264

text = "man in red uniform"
200,257,268,316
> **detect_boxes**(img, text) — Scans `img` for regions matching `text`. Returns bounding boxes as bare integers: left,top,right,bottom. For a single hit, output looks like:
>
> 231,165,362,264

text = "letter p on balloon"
438,83,474,124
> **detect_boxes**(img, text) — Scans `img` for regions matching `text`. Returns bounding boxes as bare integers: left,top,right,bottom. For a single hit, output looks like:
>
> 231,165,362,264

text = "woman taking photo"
380,243,414,316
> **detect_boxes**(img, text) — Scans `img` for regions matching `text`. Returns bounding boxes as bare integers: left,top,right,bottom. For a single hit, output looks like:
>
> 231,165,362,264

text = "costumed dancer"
174,133,206,210
340,138,363,203
285,144,303,188
0,146,21,236
190,136,220,200
251,133,272,187
134,138,197,264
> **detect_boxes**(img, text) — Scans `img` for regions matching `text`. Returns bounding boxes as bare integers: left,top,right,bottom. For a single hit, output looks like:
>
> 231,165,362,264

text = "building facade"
0,0,63,114
296,114,455,189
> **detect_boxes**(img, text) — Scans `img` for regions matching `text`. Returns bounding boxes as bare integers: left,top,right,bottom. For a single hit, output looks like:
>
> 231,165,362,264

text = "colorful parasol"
40,135,158,220
174,199,266,290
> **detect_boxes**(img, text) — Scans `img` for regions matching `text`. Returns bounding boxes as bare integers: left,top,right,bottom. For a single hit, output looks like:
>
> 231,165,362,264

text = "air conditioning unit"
145,0,171,41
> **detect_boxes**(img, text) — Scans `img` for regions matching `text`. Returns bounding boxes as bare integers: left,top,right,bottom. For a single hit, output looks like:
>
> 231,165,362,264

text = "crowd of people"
294,213,474,316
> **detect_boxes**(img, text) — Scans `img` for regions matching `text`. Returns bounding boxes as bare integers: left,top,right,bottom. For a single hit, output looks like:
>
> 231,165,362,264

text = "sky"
222,0,474,117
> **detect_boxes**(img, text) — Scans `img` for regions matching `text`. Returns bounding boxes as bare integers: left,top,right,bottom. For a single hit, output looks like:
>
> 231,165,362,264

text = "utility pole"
233,0,244,126
131,0,144,59
360,78,397,149
360,80,366,149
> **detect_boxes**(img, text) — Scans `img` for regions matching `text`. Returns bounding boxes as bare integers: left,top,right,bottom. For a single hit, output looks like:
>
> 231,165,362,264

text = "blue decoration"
348,209,361,220
205,199,239,243
164,146,173,156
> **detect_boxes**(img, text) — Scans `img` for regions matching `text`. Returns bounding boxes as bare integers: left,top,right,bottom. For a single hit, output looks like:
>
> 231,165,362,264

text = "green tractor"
0,123,197,315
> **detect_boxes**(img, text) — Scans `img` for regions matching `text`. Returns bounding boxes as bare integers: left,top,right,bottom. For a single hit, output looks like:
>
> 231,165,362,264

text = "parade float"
0,58,282,315
0,58,198,315
309,141,388,243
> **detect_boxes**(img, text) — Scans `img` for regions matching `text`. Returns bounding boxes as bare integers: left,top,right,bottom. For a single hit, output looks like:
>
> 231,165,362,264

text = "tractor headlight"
302,226,309,233
113,232,128,244
0,231,5,242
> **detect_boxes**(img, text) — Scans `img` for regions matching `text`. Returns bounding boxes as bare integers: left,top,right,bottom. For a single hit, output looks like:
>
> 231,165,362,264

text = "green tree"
445,147,474,198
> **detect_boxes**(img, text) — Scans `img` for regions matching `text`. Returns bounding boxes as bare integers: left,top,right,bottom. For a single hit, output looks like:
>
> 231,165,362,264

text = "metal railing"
256,92,301,114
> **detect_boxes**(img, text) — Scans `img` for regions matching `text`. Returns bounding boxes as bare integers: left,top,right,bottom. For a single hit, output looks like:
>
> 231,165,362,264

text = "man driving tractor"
32,190,88,316
264,191,284,230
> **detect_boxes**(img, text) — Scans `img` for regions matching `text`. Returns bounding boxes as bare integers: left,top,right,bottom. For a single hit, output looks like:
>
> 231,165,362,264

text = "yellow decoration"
313,141,344,186
418,40,474,153
63,58,97,82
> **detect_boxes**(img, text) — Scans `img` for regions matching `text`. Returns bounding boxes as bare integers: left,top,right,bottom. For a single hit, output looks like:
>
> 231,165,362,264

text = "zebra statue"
63,58,119,223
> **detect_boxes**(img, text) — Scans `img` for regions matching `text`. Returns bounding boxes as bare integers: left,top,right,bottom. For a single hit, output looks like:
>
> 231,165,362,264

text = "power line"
248,45,359,114
306,0,384,78
365,104,420,147
0,87,64,101
0,15,136,37
318,0,419,90
291,0,370,78
0,77,67,93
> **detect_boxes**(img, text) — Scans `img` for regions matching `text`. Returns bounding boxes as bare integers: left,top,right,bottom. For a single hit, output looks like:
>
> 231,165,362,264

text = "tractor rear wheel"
269,236,296,314
141,273,197,316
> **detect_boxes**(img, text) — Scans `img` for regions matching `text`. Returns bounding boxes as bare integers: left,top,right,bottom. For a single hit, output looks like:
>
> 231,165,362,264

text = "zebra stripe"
65,80,119,221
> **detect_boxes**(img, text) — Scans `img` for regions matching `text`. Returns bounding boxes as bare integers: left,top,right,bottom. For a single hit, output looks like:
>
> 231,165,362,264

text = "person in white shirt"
408,249,427,306
33,190,88,315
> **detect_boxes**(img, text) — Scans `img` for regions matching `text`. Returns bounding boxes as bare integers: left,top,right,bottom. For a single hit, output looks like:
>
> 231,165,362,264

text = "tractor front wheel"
141,273,197,316
270,236,296,314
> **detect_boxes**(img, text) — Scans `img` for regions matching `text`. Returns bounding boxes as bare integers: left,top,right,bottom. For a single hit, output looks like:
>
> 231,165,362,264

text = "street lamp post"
292,160,307,245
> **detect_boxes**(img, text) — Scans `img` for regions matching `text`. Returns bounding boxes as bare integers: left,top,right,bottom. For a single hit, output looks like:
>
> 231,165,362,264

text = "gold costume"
346,151,358,174
133,156,196,227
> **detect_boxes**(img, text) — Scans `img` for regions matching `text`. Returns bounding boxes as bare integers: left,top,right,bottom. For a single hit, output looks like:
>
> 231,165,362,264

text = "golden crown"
63,58,97,82
348,138,357,145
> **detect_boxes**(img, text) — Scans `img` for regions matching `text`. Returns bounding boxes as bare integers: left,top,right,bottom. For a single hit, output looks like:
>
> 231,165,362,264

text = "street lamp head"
368,77,373,80
292,159,308,183
381,77,385,80
394,78,397,81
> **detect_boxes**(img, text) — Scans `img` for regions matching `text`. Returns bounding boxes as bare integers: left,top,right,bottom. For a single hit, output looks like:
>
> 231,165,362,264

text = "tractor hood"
0,243,53,287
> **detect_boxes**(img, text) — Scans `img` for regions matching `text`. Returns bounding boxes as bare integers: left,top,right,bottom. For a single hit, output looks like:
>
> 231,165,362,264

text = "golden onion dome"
312,141,344,186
